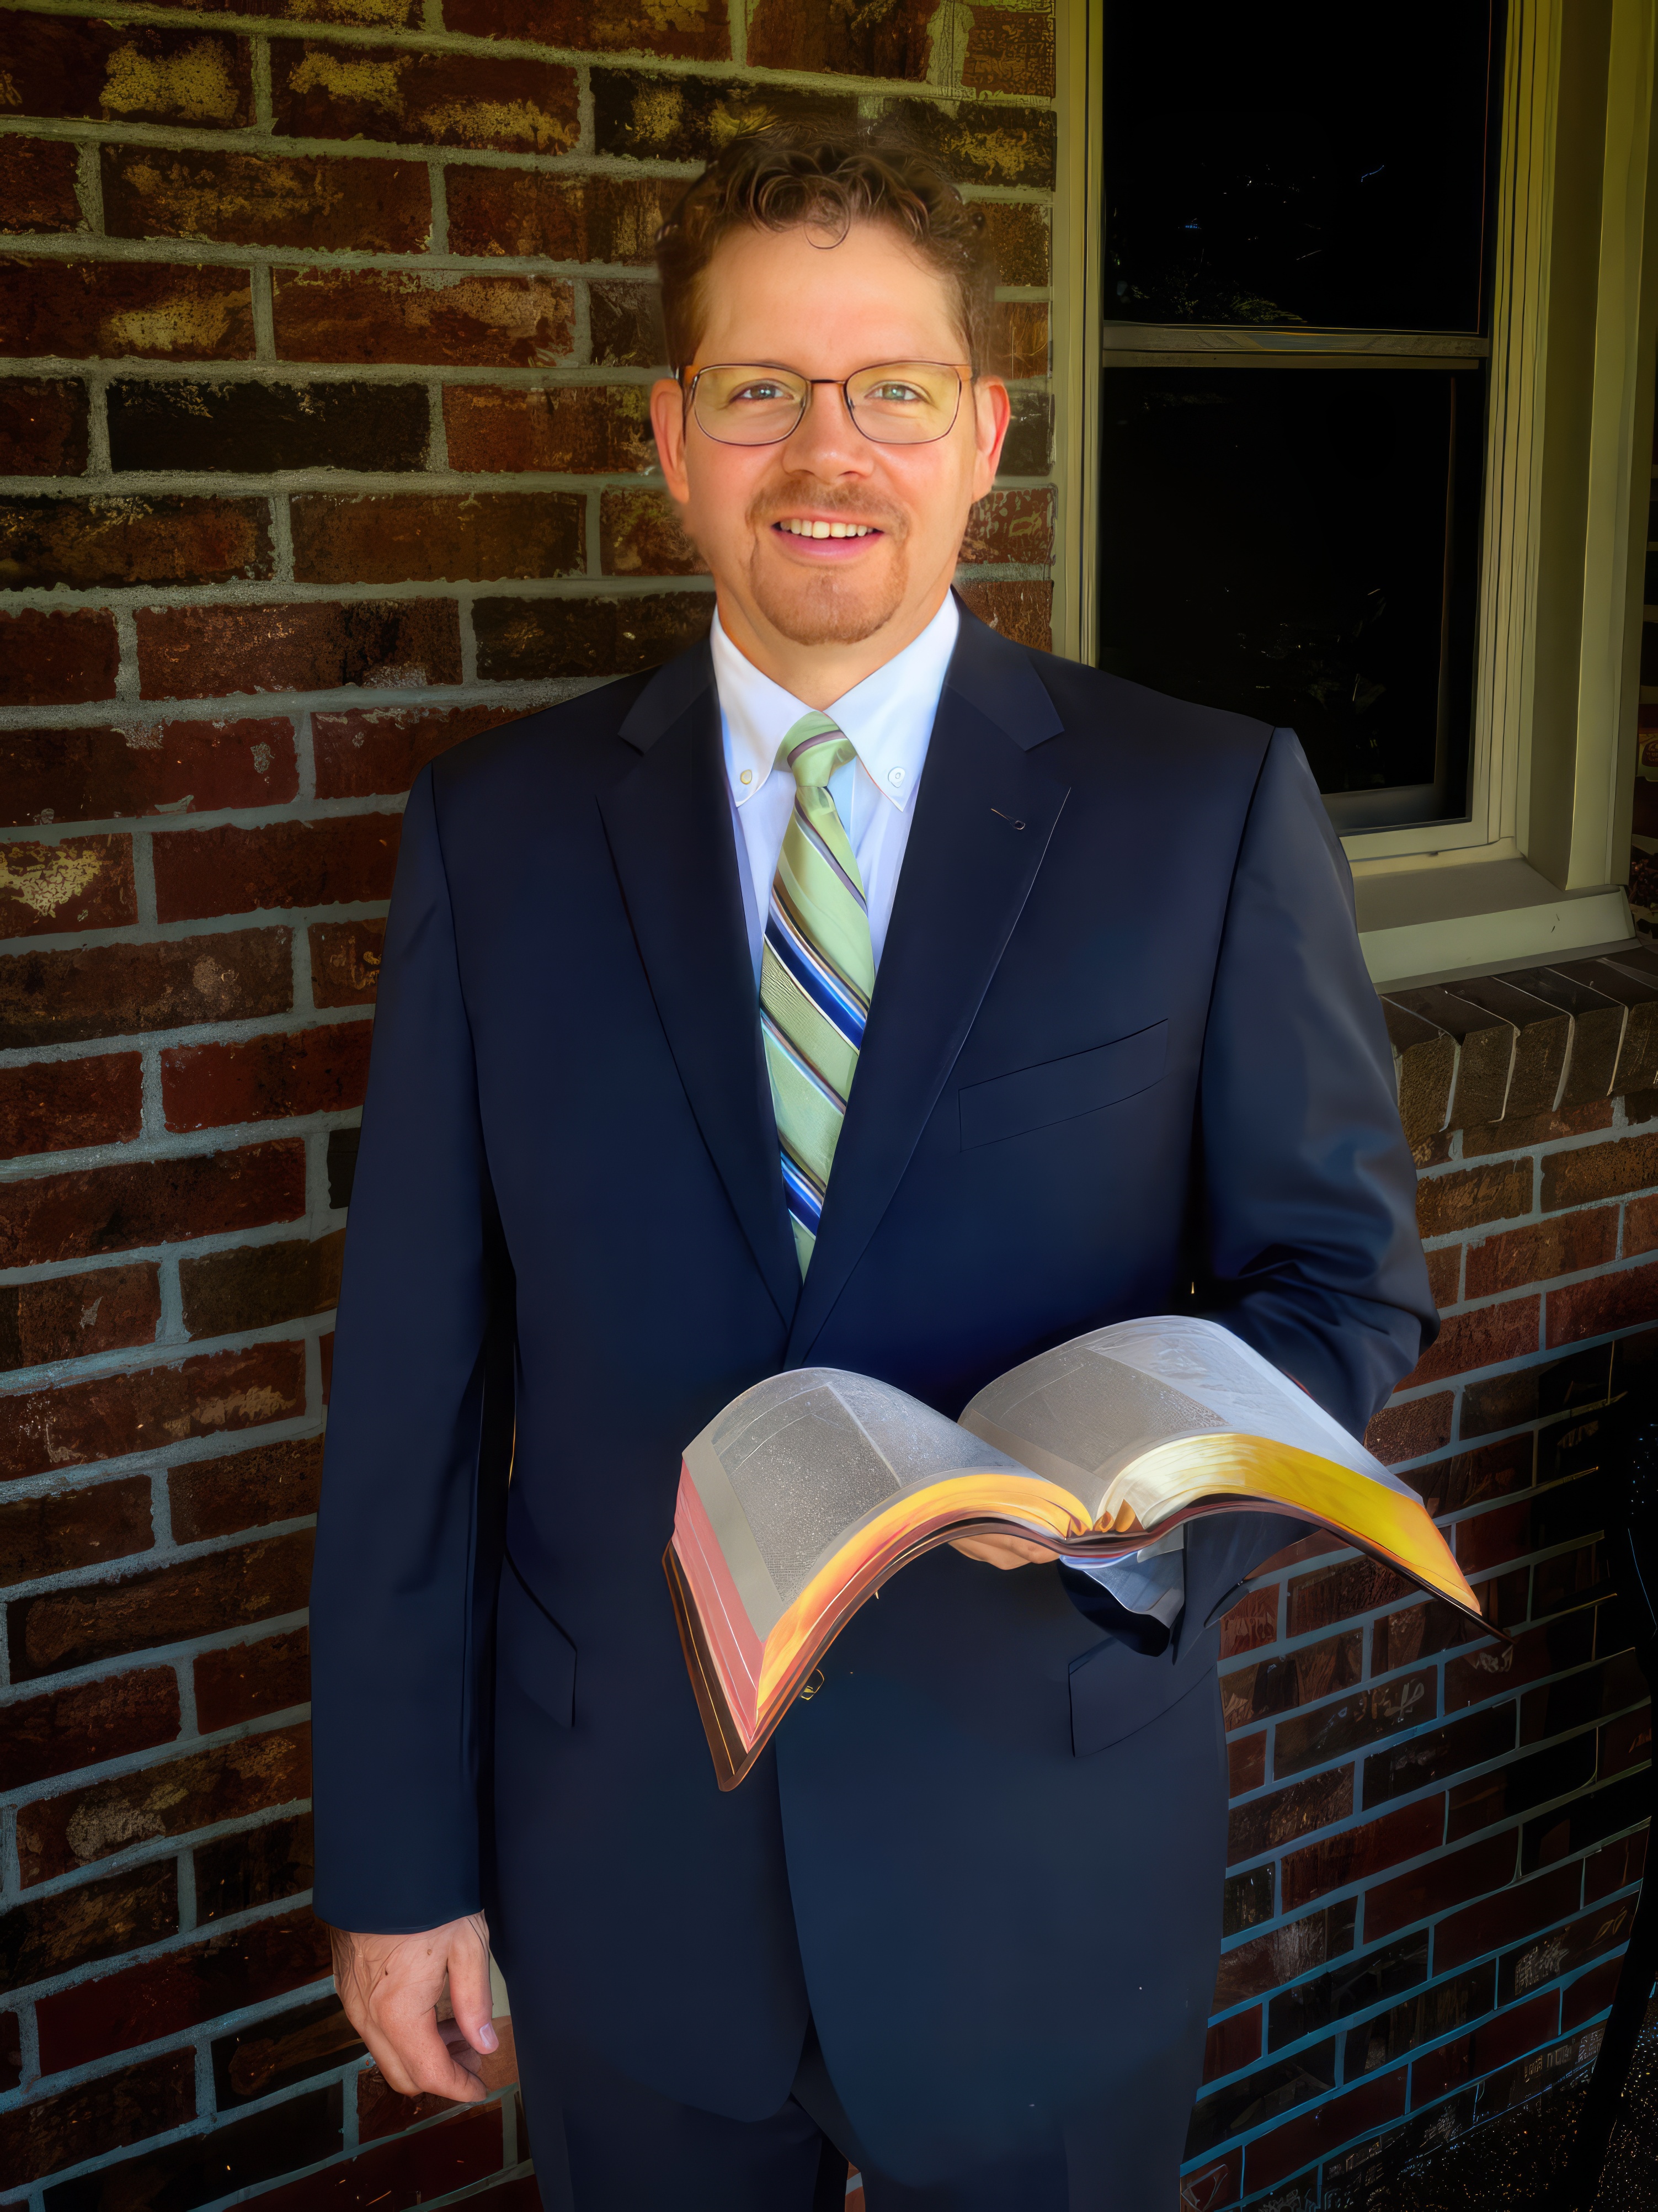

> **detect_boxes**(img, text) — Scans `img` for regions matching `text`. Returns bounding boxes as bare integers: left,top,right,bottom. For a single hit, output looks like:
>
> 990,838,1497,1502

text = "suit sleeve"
1183,727,1438,1625
309,764,513,1934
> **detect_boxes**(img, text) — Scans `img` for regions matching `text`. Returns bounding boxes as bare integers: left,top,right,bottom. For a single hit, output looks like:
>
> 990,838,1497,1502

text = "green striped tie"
760,712,875,1275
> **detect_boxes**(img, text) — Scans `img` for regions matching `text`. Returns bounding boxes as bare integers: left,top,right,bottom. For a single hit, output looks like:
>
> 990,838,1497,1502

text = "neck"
712,578,954,708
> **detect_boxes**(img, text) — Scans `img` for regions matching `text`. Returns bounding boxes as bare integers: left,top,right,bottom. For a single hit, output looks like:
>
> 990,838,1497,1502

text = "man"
311,125,1434,2209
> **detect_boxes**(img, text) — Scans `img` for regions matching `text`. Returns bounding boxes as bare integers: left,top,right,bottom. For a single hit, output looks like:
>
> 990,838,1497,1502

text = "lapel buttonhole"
990,806,1027,831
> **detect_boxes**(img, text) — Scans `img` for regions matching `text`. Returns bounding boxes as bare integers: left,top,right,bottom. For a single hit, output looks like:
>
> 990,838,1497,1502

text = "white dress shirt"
710,596,1185,1631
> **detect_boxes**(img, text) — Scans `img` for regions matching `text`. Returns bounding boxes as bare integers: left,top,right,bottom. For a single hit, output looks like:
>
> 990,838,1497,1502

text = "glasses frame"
677,360,976,448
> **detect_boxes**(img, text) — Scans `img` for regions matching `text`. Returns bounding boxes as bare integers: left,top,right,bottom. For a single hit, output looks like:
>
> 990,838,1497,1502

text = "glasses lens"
845,363,961,444
692,366,809,445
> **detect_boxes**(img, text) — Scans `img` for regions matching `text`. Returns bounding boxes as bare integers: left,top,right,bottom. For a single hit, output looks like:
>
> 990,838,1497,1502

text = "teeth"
779,519,872,539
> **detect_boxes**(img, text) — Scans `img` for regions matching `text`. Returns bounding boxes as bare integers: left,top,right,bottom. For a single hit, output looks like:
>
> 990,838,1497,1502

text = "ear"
969,375,1012,502
650,377,692,507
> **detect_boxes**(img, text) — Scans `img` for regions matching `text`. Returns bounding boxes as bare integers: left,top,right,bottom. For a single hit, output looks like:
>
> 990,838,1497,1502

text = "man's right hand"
329,1912,498,2103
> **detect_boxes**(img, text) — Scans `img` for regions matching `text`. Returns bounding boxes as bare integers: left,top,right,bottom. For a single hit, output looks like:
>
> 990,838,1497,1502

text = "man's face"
651,220,1009,666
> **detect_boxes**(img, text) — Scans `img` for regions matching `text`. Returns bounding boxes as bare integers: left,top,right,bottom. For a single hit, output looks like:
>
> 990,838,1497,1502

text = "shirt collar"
712,593,960,815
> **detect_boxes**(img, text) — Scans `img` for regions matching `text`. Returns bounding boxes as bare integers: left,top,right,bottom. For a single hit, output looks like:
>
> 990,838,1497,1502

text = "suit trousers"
515,2019,1079,2212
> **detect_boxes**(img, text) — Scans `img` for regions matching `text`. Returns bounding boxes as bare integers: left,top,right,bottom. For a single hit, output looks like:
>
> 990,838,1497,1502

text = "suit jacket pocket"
498,1556,576,1728
958,1022,1169,1150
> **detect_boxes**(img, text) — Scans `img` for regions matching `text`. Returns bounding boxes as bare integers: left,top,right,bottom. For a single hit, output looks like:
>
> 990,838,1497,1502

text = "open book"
664,1316,1481,1789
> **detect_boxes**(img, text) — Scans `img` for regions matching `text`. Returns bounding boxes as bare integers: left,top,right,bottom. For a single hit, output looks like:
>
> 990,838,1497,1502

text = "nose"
779,380,874,475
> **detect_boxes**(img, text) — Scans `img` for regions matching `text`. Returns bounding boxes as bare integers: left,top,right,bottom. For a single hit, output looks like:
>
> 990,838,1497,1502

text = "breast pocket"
957,1022,1169,1150
497,1556,577,1728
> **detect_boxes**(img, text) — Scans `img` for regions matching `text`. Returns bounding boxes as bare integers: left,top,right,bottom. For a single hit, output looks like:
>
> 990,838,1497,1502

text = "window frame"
1051,0,1658,986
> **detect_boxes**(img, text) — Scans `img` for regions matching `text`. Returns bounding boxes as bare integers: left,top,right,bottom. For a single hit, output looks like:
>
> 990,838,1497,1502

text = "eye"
865,381,926,404
730,379,795,404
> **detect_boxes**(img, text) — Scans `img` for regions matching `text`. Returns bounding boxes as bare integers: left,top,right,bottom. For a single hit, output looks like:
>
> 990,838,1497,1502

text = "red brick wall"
0,3,1056,2207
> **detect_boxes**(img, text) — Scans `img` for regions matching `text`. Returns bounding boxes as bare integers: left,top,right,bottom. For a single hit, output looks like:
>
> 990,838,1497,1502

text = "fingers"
327,1920,493,2105
445,1912,499,2057
948,1534,1052,1570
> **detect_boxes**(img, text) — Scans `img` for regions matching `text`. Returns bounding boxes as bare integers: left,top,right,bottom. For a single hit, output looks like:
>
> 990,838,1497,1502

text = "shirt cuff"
1067,1525,1186,1631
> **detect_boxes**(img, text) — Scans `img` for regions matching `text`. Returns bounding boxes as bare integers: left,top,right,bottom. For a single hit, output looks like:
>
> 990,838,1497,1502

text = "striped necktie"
760,712,875,1275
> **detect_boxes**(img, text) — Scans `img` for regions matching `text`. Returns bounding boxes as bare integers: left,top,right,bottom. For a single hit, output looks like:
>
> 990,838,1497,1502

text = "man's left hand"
949,1534,1052,1570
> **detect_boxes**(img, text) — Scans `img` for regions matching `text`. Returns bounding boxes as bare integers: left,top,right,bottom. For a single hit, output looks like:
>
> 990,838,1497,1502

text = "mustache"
747,491,908,538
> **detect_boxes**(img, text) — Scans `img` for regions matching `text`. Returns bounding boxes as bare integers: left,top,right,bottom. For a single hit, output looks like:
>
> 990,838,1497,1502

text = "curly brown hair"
653,120,999,374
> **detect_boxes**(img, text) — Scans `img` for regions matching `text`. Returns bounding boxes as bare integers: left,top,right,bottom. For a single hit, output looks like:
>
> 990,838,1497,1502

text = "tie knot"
780,711,855,792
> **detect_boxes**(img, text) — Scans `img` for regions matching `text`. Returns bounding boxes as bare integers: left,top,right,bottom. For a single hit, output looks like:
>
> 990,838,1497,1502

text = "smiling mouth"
773,519,881,540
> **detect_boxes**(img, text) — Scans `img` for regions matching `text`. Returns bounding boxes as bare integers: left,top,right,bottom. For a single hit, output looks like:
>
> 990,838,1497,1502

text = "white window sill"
1355,858,1634,991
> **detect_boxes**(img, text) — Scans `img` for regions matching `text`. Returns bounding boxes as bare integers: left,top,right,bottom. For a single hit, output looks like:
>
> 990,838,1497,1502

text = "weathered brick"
987,299,1049,380
0,493,270,589
1374,1598,1493,1676
273,40,578,151
1,717,299,827
475,588,711,679
0,256,254,361
292,491,584,584
355,2064,462,2144
310,918,385,1007
313,702,522,799
9,1528,313,1681
958,487,1055,567
0,2049,194,2188
234,2102,503,2212
182,1229,345,1338
1219,1584,1279,1658
977,201,1049,289
136,599,462,698
599,488,701,576
212,1989,361,2110
1600,1702,1651,1780
1583,1826,1646,1903
0,1141,306,1268
1287,1557,1415,1639
154,815,401,922
590,277,663,366
1383,1002,1458,1152
1398,1297,1540,1385
38,1905,331,2072
447,166,673,262
1364,1391,1454,1467
884,95,1058,190
109,377,430,474
1417,1160,1535,1238
0,1470,153,1583
1363,1706,1517,1810
0,608,119,706
443,380,654,472
0,1053,143,1161
963,3,1055,95
1445,1610,1597,1714
196,1626,312,1734
1460,1097,1615,1159
1447,1732,1596,1843
1282,1798,1446,1910
163,1024,373,1132
0,1341,307,1484
1464,1208,1619,1298
0,929,291,1051
103,145,431,253
954,578,1052,650
452,0,727,52
1621,1189,1658,1254
17,1722,310,1885
1433,1863,1582,1971
1222,1865,1273,1936
1228,1731,1266,1795
1275,1672,1437,1780
594,74,855,165
1458,1364,1542,1439
1221,1632,1362,1732
1547,1258,1658,1347
0,1667,180,1793
0,379,89,475
743,0,930,73
1543,1128,1658,1208
0,16,252,126
1246,2069,1409,2192
1520,1649,1648,1745
0,135,82,233
169,1434,324,1544
195,1814,314,1936
0,1860,177,1991
0,835,136,938
1,1262,161,1374
1229,1768,1353,1867
275,265,573,368
1406,1432,1535,1518
46,2086,343,2212
1188,2041,1337,2158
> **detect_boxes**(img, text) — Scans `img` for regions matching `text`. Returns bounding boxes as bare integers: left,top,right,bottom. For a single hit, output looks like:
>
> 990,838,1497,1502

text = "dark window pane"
1097,366,1484,827
1103,2,1502,332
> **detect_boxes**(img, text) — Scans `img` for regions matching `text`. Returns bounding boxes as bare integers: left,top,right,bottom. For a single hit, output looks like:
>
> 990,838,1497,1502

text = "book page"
689,1369,1028,1627
959,1315,1412,1520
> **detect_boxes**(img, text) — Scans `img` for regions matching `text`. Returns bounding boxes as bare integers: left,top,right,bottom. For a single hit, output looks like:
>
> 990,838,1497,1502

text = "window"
1094,1,1504,835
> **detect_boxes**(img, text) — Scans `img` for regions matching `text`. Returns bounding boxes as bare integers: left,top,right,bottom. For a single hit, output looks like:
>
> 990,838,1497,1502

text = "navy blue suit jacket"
310,603,1434,2176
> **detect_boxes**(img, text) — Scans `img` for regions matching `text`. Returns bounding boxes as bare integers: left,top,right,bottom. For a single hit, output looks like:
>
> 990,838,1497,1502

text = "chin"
750,560,908,649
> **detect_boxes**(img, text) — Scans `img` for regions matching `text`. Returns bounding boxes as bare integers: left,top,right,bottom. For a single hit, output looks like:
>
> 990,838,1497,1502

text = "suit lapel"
599,643,801,1327
785,612,1070,1364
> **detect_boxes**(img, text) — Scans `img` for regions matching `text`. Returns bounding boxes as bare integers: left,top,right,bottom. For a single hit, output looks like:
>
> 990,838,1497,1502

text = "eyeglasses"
679,361,972,448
